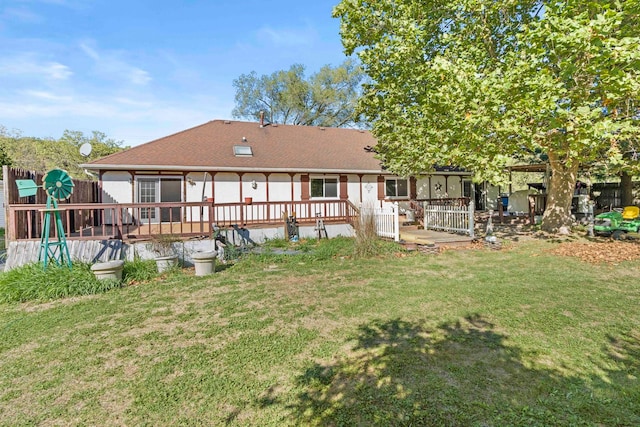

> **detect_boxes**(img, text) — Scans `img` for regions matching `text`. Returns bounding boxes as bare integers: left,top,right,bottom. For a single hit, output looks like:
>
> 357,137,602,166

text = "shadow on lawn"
279,315,639,426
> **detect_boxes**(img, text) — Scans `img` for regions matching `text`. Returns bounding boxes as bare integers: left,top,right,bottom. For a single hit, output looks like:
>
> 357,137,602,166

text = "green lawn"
1,238,639,426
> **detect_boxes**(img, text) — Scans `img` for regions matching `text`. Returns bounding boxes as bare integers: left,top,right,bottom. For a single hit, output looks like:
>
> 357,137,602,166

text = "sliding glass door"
137,177,182,223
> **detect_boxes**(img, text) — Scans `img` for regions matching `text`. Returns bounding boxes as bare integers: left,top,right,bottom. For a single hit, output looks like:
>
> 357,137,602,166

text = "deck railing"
7,200,359,241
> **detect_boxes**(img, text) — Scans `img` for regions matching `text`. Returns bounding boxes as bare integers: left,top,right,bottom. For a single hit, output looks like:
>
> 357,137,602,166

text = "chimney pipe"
259,111,264,127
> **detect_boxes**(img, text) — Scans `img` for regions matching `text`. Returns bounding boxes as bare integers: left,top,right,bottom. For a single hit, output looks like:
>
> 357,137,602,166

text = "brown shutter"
410,176,417,200
301,174,310,200
377,175,385,200
340,175,348,200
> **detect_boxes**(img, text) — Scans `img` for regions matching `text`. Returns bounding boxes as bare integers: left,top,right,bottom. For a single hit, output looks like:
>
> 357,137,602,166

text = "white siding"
102,171,133,204
361,175,379,206
242,172,266,202
214,172,240,203
346,174,362,205
268,173,295,201
101,172,133,224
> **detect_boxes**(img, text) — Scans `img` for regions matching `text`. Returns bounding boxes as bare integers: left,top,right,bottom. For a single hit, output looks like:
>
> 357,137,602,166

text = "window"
385,178,408,198
463,180,473,198
233,145,253,156
311,178,338,198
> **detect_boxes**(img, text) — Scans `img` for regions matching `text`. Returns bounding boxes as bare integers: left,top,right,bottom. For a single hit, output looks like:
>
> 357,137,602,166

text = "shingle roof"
87,120,384,173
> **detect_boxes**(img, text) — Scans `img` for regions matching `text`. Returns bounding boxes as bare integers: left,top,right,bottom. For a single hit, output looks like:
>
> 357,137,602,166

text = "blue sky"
0,0,351,146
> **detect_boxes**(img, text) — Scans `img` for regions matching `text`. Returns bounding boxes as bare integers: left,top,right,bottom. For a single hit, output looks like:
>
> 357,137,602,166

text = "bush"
122,258,159,284
0,262,122,303
354,208,381,257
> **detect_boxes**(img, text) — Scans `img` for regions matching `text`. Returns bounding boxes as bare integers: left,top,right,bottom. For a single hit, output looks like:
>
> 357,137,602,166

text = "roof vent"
242,136,247,142
224,120,231,124
319,127,325,131
272,124,278,127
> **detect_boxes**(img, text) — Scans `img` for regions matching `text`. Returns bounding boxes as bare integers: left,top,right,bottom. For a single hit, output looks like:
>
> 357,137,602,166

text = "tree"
334,0,640,232
232,59,365,127
0,127,126,179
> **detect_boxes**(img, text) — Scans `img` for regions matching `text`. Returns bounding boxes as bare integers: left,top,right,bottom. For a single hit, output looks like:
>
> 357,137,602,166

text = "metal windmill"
16,169,75,269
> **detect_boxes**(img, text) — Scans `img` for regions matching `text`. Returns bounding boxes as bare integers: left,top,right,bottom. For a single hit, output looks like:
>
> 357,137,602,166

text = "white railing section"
423,200,475,237
361,202,400,242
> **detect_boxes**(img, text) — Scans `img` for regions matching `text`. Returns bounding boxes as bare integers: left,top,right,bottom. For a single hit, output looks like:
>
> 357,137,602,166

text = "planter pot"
244,197,253,205
155,254,179,273
192,251,216,276
91,260,124,281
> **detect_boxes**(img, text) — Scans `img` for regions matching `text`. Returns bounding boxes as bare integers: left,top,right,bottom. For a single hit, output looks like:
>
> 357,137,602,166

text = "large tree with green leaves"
0,127,125,179
335,0,640,232
232,59,365,127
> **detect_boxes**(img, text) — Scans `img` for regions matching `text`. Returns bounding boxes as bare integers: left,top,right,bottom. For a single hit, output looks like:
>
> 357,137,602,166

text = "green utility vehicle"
594,206,640,239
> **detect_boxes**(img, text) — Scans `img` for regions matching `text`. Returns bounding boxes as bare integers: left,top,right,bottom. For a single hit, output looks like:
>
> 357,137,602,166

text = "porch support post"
238,172,244,203
208,172,216,201
358,174,364,204
509,169,513,196
264,173,271,202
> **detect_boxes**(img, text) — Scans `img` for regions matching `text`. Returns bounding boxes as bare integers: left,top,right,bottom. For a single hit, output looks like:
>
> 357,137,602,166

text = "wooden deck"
400,224,474,246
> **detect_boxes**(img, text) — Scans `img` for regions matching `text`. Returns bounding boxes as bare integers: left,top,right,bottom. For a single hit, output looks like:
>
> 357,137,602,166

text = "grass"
0,237,639,425
0,259,161,303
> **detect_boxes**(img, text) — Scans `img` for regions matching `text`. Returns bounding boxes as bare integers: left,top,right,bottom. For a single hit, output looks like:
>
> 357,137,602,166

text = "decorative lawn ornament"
16,169,75,269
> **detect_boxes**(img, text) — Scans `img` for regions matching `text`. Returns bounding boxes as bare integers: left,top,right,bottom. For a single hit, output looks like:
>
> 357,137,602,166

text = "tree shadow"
281,315,640,426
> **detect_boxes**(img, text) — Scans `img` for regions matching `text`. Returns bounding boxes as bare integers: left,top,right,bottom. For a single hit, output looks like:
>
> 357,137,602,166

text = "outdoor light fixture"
251,180,257,189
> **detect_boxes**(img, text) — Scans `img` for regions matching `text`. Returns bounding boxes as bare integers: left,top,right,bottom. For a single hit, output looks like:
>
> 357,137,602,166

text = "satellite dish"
79,142,93,157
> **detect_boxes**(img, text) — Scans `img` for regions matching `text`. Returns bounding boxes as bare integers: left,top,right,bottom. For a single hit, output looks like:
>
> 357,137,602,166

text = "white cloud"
79,41,100,60
0,55,72,80
21,90,72,102
1,7,43,23
114,97,152,108
256,25,318,47
79,40,152,86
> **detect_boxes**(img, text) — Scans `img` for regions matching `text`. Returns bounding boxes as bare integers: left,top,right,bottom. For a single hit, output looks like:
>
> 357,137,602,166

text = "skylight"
233,145,253,156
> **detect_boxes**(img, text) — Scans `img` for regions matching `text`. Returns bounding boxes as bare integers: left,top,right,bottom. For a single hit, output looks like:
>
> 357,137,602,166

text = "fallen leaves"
549,241,640,264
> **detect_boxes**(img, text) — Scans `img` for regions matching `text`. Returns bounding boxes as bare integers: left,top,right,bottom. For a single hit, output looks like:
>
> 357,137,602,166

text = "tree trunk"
540,152,579,233
620,171,633,207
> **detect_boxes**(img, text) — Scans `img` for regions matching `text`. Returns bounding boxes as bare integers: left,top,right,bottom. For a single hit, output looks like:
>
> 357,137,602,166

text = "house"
83,119,474,227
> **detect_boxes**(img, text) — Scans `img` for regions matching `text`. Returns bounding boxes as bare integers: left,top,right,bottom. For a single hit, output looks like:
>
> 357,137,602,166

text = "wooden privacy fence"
423,200,475,237
3,166,100,242
361,203,400,242
4,166,99,205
